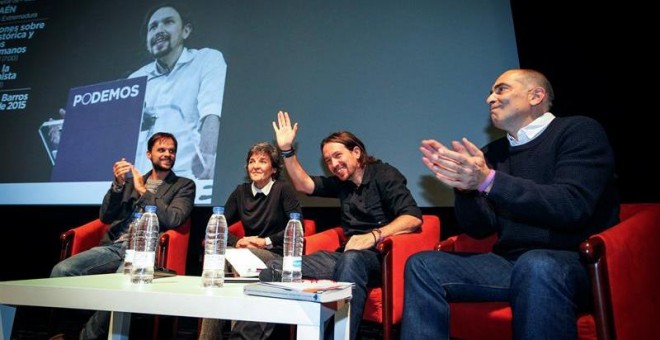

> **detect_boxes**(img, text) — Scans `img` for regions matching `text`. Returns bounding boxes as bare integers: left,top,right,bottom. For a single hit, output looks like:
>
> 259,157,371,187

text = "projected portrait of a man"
130,3,227,181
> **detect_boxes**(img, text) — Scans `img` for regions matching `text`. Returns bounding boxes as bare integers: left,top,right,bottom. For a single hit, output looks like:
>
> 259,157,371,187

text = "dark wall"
510,0,656,203
1,1,657,282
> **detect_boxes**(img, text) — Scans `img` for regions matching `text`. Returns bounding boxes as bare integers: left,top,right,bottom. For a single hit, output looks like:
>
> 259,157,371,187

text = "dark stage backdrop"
0,0,519,207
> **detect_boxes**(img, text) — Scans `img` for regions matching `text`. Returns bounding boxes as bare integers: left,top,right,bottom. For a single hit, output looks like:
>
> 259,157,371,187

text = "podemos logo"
72,84,141,107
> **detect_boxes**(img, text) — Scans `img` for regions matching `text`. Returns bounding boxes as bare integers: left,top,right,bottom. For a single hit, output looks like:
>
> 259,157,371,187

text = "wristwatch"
111,182,124,193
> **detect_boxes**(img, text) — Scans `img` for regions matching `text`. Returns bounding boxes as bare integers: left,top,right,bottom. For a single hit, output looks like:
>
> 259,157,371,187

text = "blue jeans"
261,249,381,340
400,249,591,340
51,242,125,340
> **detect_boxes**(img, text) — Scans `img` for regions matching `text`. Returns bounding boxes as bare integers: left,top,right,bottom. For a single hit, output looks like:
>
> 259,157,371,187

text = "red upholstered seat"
436,203,660,340
304,215,441,340
59,217,191,274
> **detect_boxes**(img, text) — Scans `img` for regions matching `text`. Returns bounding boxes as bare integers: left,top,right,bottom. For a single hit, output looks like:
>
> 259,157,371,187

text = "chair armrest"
304,227,345,254
59,219,109,261
157,217,191,275
579,204,660,340
377,215,441,275
377,214,441,324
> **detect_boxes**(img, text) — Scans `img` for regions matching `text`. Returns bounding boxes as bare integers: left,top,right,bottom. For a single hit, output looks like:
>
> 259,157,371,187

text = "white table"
0,273,350,340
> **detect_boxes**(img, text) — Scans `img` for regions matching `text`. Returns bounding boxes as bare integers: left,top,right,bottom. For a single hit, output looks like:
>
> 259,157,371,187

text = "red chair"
59,217,191,275
156,218,191,276
58,216,192,339
435,203,660,340
304,214,441,340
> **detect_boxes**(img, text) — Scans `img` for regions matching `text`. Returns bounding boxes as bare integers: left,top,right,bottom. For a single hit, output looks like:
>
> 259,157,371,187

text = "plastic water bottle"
202,206,228,287
282,212,304,282
130,205,159,284
122,211,143,274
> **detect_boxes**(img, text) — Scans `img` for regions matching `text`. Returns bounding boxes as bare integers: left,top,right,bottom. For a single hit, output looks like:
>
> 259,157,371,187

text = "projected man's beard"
149,32,172,58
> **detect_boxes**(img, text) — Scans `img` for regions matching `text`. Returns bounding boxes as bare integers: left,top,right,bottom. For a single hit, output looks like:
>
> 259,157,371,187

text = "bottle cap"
145,205,157,213
213,206,224,214
289,212,301,220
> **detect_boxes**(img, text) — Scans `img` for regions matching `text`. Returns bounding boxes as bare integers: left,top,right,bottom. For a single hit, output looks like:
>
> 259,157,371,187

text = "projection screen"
0,0,518,207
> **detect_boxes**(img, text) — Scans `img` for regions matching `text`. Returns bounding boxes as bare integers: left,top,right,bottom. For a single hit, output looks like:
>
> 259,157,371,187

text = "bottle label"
282,256,302,271
203,254,226,270
133,251,155,267
124,249,135,262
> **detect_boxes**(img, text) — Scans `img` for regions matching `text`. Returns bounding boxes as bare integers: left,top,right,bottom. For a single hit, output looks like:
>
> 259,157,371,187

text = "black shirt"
223,180,302,253
311,160,422,237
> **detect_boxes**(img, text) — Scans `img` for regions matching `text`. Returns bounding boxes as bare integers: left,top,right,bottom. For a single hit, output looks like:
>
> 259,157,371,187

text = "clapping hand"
112,158,132,186
420,138,489,191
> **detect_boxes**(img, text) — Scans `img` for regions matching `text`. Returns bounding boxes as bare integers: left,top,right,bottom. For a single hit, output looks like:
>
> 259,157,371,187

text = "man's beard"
151,45,172,59
149,34,172,59
153,160,174,172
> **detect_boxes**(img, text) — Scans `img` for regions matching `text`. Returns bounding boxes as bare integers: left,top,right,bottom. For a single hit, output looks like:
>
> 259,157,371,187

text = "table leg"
1,304,16,340
333,300,350,340
108,311,131,340
297,323,323,339
294,300,351,340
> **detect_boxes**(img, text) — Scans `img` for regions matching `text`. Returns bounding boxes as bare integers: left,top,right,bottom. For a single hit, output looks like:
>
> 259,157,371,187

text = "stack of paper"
243,280,353,302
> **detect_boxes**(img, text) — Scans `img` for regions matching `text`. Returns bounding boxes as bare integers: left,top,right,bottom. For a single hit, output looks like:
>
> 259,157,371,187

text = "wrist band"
281,147,295,158
372,228,383,243
371,229,380,246
477,169,496,193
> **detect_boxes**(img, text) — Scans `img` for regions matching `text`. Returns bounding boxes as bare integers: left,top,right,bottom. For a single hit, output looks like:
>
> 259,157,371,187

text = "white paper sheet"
225,248,267,277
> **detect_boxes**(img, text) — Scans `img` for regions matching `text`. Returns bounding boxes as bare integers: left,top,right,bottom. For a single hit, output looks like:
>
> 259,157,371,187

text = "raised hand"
272,110,298,150
46,108,67,146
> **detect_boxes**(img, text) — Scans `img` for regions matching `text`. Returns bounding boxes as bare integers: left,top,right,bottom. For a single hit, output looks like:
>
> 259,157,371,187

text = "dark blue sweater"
454,116,620,256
